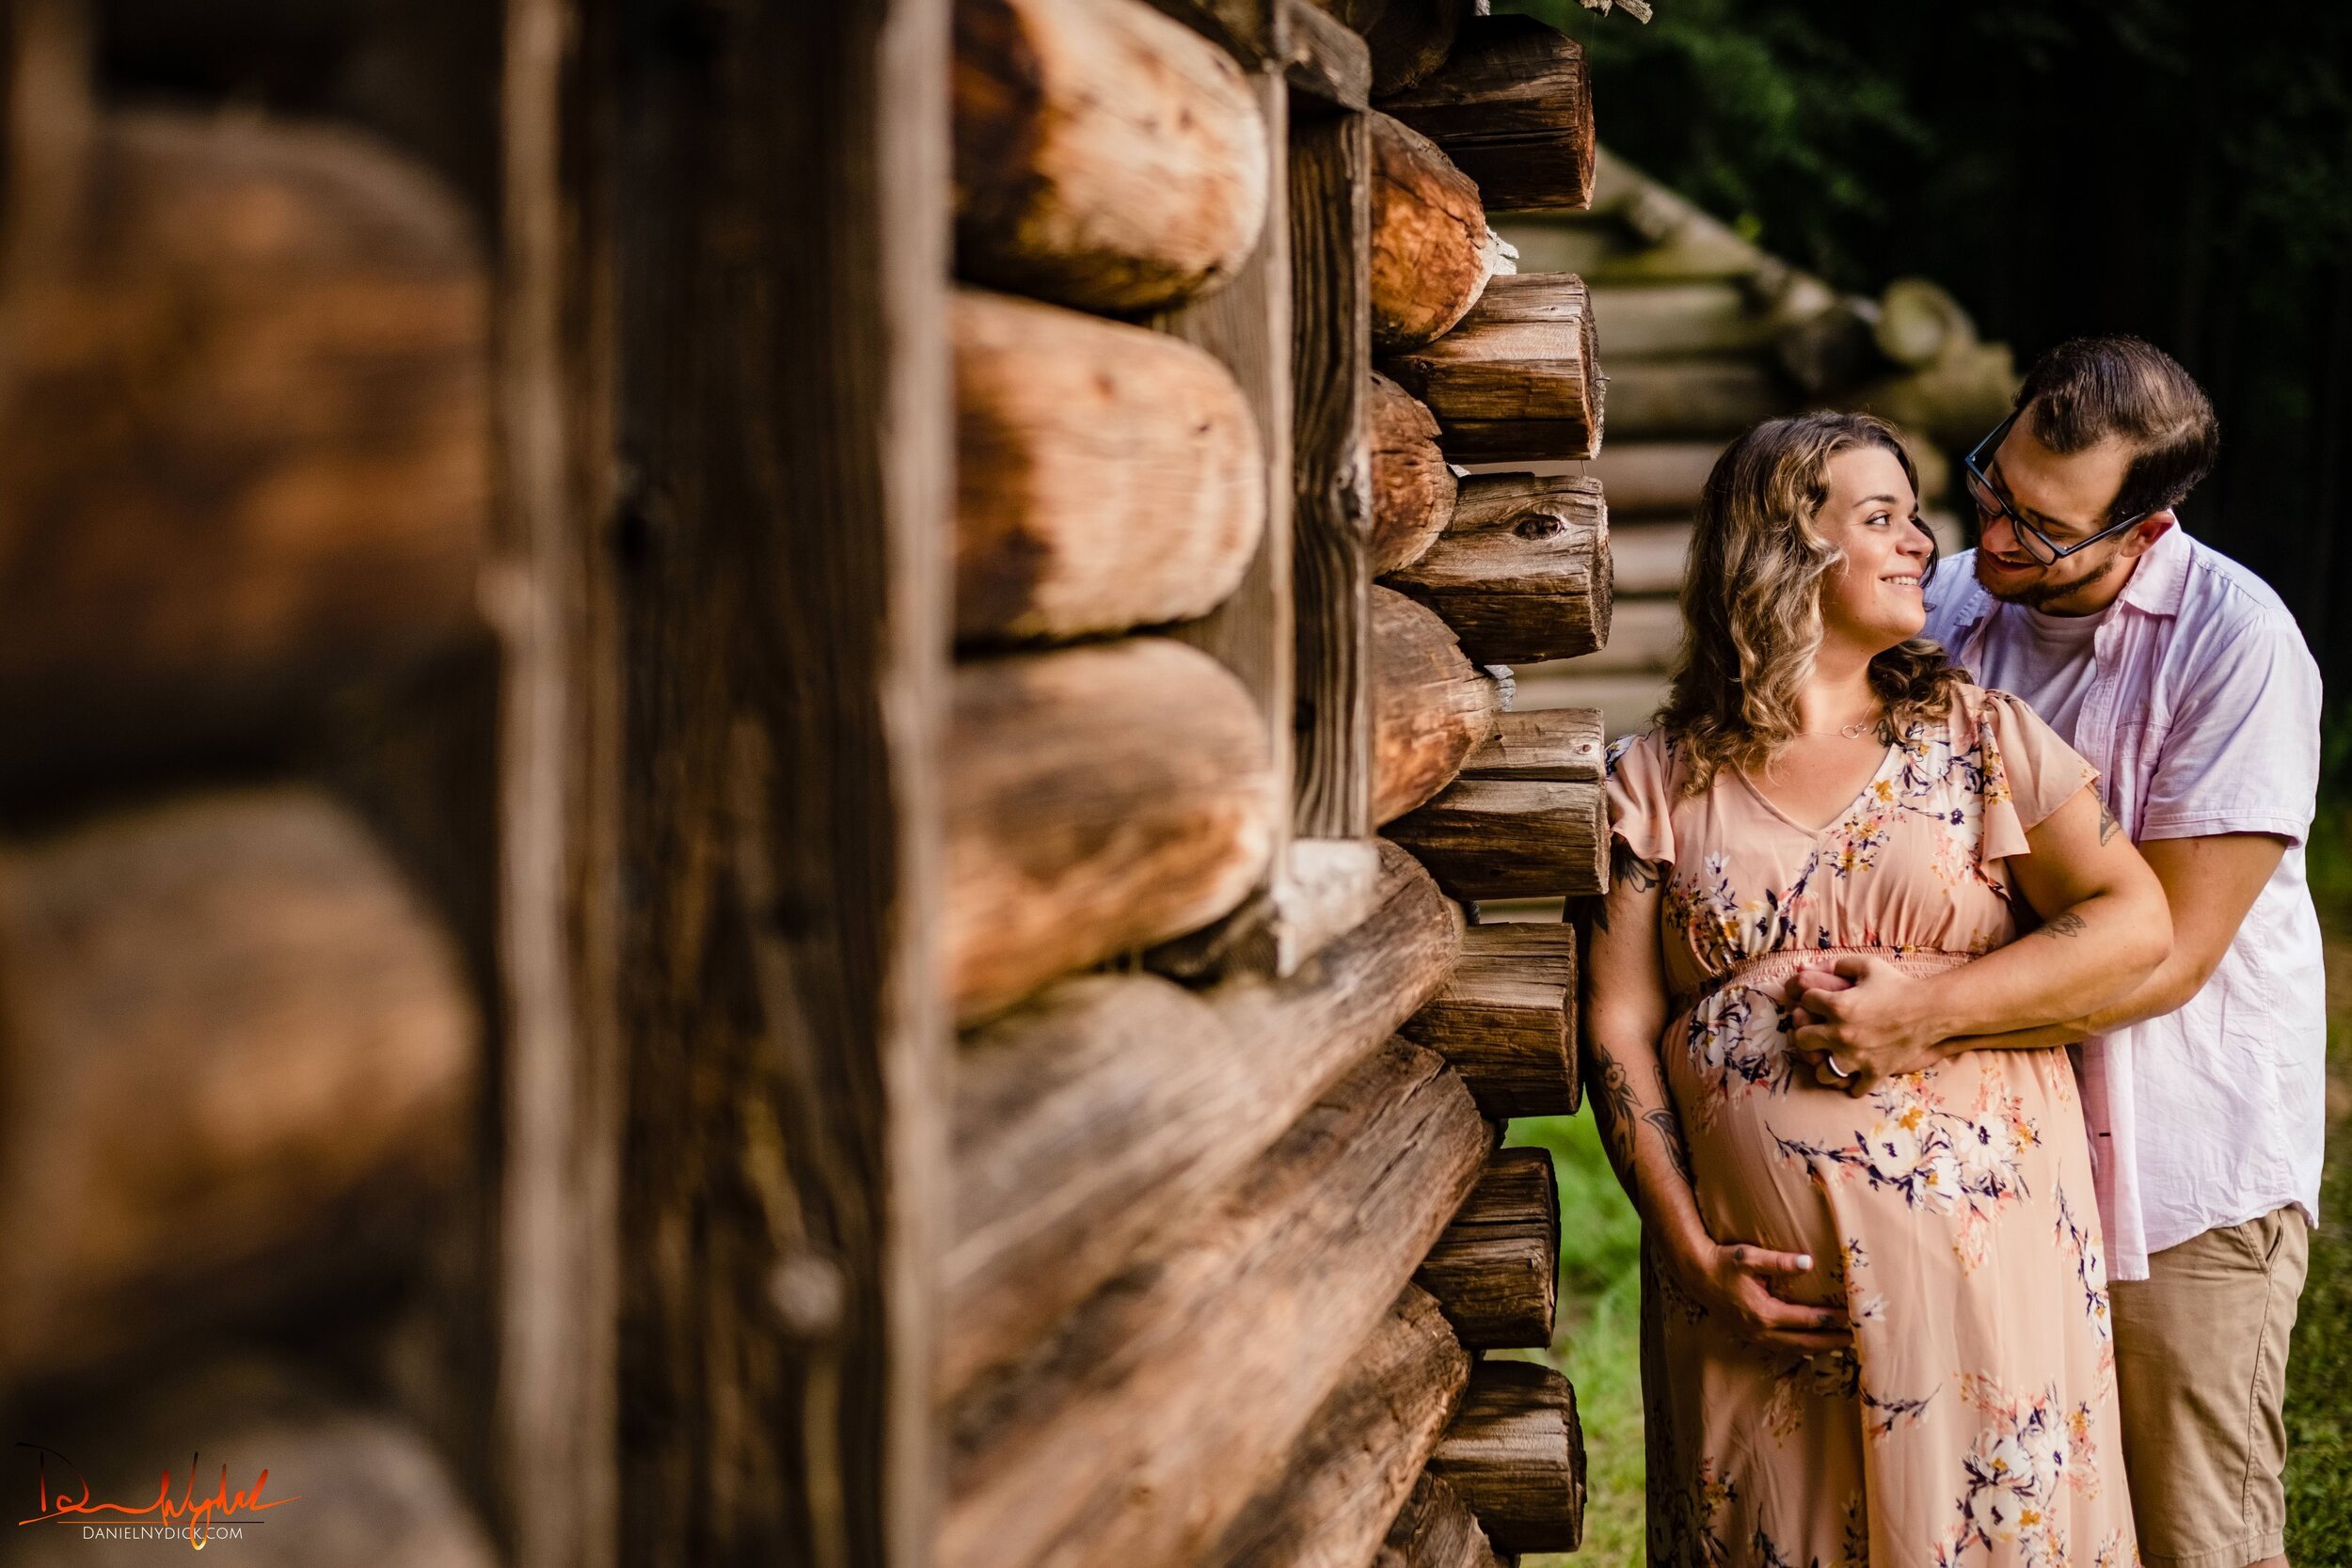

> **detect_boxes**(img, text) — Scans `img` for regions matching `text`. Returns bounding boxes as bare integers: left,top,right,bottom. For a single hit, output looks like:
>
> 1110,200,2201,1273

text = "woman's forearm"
1581,1027,1712,1259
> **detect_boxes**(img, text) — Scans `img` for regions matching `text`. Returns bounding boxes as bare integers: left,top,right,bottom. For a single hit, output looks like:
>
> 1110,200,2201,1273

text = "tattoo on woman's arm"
1588,1056,1640,1173
1588,844,1661,935
2097,797,2122,846
1645,1106,1694,1183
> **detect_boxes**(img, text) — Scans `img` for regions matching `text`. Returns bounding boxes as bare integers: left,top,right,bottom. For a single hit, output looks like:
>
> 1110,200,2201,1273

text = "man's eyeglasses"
1963,411,2150,566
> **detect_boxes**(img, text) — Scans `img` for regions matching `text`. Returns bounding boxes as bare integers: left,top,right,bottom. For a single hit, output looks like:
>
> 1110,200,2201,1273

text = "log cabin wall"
0,0,1649,1562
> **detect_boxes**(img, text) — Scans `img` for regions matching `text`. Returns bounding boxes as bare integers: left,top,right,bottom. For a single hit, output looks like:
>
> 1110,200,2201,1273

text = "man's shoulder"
1921,552,1982,643
2171,532,2297,629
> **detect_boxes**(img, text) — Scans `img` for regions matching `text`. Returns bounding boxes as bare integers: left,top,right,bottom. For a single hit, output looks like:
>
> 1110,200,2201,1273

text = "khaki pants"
2110,1207,2311,1568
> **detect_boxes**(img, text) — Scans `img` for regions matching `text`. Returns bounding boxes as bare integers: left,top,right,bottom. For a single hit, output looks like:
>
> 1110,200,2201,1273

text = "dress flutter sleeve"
1969,687,2102,863
1602,731,1677,867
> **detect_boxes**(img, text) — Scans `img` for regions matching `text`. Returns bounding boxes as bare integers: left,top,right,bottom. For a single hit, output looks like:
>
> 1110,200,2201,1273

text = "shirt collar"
1941,523,2193,647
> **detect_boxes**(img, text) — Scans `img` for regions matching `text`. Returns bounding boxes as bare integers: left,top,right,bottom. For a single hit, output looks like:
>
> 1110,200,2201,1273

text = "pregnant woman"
1581,413,2171,1565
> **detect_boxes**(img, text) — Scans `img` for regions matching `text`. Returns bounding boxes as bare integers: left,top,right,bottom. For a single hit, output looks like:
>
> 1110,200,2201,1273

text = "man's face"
1971,420,2140,610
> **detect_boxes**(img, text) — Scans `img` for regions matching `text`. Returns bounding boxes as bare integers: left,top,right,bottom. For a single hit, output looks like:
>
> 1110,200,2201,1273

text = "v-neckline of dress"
1734,742,1901,838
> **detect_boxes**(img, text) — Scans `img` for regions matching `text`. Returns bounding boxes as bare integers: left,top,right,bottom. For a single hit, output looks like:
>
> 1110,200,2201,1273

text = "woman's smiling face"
1816,445,1934,654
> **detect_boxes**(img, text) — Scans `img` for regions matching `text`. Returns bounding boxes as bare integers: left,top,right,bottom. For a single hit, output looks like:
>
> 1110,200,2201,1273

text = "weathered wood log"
948,638,1277,1022
1602,356,1789,438
955,289,1264,641
943,1037,1491,1568
1461,707,1603,784
954,0,1269,312
2,1357,501,1565
1282,0,1372,108
1308,0,1472,95
0,789,477,1384
1402,920,1578,1118
1386,779,1605,901
1369,110,1499,352
1376,1472,1509,1568
1386,473,1610,664
1201,1285,1470,1568
1415,1147,1559,1349
0,111,489,782
1370,372,1458,574
1372,586,1499,826
1427,1360,1585,1554
1381,273,1602,463
948,841,1461,1394
1376,14,1594,214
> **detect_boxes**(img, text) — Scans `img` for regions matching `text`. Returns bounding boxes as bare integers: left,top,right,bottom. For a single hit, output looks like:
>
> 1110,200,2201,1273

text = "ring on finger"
1823,1054,1856,1082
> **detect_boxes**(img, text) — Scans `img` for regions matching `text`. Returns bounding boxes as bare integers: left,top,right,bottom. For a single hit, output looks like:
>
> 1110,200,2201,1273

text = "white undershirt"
1965,600,2111,746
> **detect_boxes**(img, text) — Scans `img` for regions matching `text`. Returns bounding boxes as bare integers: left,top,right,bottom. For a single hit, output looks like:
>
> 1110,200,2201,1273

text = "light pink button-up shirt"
1925,526,2326,1280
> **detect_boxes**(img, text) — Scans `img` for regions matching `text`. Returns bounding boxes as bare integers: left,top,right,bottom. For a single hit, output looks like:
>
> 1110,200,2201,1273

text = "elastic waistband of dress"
1682,944,1978,1008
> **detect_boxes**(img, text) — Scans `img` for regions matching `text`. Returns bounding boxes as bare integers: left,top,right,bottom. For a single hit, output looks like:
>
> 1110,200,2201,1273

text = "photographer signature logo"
14,1443,297,1551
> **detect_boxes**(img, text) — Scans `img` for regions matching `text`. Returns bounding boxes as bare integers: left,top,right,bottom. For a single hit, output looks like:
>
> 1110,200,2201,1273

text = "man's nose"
1976,508,2023,560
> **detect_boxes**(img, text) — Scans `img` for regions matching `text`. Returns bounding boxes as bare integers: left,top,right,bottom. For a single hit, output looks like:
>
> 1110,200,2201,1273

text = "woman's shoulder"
1604,728,1681,782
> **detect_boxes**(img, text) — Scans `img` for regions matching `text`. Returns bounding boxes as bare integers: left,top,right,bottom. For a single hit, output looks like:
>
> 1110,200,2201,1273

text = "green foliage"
2283,897,2352,1562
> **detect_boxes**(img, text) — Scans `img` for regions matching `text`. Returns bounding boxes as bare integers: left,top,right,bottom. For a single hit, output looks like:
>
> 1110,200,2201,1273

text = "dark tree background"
1516,0,2352,765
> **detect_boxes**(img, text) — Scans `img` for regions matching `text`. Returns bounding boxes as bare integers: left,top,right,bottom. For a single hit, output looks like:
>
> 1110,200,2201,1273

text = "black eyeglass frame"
1963,410,2153,565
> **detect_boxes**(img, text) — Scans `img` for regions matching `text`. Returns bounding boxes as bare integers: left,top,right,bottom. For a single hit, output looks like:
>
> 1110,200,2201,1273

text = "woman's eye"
1867,512,1892,528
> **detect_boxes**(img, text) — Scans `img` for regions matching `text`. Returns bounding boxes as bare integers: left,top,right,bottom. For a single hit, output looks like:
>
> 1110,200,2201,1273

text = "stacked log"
1405,912,1581,1117
1370,372,1459,574
942,1037,1489,1568
1368,109,1503,351
1378,1473,1509,1568
953,0,1270,311
954,289,1264,641
1306,0,1472,95
1415,1146,1560,1349
1386,472,1610,664
1371,587,1499,826
947,841,1460,1394
1427,1360,1585,1554
1382,273,1603,462
0,789,478,1386
946,638,1277,1022
1378,14,1595,214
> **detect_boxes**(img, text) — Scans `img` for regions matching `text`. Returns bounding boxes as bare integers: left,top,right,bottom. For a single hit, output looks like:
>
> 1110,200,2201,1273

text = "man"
1792,336,2326,1568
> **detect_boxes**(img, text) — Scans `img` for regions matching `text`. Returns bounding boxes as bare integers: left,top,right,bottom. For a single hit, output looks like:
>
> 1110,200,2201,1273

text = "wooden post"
1288,81,1372,840
503,3,955,1566
1151,64,1307,975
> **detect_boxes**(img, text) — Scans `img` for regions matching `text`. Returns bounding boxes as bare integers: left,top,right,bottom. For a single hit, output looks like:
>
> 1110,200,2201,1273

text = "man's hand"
1785,955,1943,1094
1664,1237,1850,1354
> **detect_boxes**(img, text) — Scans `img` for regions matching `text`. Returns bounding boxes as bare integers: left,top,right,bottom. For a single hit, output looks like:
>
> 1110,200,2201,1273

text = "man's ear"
2121,509,2177,558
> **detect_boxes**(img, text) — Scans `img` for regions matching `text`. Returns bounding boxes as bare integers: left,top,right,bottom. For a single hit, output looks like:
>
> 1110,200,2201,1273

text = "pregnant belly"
1662,949,2076,1278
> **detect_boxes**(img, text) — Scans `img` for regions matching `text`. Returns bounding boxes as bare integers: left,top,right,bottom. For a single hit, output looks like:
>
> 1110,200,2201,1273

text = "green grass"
1504,1109,1647,1566
2283,803,2352,1564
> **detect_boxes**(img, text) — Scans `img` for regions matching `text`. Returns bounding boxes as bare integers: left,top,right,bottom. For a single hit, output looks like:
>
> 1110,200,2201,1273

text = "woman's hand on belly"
1662,1234,1852,1354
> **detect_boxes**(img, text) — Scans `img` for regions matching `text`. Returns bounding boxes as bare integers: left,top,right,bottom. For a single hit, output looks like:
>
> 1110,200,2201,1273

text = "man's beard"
1975,547,2120,610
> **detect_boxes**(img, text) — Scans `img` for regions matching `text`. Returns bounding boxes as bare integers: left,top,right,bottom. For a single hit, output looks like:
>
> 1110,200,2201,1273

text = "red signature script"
16,1443,297,1550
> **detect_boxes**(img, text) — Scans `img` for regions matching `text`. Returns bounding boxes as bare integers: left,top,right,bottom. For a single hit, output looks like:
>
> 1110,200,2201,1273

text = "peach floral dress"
1606,687,2138,1568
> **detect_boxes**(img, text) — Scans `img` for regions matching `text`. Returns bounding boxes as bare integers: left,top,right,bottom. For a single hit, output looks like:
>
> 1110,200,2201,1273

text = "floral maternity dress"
1607,687,2138,1568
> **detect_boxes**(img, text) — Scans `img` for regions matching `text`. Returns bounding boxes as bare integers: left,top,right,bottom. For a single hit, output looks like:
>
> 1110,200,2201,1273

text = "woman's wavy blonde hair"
1657,411,1966,797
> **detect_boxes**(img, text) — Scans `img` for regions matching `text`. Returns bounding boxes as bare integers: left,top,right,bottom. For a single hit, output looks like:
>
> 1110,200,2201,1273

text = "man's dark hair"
2012,335,2219,524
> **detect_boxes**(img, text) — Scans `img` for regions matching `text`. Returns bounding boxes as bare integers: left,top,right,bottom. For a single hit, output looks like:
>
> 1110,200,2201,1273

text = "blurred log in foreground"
0,110,491,784
0,789,478,1386
955,0,1268,312
0,1358,498,1568
1306,0,1471,95
947,638,1277,1021
955,290,1263,642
